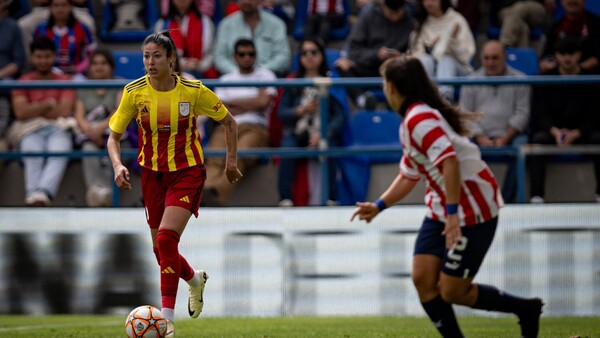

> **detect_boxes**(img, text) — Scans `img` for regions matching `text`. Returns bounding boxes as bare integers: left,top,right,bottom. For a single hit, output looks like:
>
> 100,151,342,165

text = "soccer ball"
125,305,168,338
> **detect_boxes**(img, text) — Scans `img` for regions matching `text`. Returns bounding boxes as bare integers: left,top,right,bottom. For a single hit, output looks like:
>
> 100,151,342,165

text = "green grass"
0,315,598,337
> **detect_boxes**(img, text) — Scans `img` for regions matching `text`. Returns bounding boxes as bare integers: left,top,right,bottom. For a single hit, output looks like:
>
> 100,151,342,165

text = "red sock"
157,229,181,310
153,247,160,266
179,254,195,282
154,246,194,282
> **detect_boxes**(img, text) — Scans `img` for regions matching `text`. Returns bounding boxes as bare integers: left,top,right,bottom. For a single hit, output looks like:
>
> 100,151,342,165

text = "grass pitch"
0,315,598,337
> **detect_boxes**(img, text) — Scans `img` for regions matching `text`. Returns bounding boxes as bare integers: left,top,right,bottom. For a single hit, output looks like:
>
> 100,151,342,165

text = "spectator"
408,0,475,101
74,49,122,207
303,0,346,46
33,0,96,77
161,0,216,18
460,40,531,202
334,0,414,107
277,37,346,207
262,0,295,30
0,0,26,169
18,0,95,62
540,0,600,73
8,37,76,206
529,37,600,203
454,0,480,33
108,0,146,31
214,0,291,75
155,0,218,79
202,39,276,206
490,0,554,48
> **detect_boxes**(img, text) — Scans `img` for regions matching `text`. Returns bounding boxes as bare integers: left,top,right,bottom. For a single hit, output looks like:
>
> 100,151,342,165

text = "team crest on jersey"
179,102,190,117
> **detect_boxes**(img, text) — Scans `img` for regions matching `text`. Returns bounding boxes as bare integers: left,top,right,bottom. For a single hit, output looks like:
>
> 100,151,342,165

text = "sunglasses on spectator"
300,49,320,57
236,51,256,57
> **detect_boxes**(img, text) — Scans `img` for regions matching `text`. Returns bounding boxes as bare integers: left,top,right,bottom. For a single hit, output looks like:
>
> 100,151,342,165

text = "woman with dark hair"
107,31,242,337
351,56,543,338
33,0,95,77
408,0,474,101
74,48,122,207
277,37,346,206
154,0,218,79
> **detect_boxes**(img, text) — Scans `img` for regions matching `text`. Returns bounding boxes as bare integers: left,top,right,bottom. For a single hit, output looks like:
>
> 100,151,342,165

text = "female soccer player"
107,31,242,337
350,56,543,338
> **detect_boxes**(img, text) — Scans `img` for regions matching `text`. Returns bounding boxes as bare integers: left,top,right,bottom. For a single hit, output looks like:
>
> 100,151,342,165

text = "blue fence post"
516,145,526,203
315,77,331,206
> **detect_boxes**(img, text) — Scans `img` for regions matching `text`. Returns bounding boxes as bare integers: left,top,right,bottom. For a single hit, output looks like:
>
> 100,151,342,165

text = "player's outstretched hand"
350,201,380,223
113,164,132,190
225,166,243,184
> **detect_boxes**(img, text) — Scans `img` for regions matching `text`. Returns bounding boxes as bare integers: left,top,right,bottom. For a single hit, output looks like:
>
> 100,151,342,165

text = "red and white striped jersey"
399,102,503,226
307,0,344,15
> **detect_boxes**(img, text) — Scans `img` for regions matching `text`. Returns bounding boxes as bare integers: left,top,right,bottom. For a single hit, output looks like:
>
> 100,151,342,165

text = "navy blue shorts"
413,217,498,278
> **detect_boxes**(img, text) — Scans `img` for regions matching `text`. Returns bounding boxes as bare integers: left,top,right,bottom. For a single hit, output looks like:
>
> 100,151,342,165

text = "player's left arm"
217,112,243,184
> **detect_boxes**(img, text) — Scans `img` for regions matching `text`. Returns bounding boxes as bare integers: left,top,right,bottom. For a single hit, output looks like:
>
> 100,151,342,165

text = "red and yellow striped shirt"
109,74,227,172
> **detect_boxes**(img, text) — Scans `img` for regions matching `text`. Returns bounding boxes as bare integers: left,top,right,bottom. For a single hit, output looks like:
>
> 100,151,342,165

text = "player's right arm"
350,172,418,223
107,87,136,190
107,130,131,190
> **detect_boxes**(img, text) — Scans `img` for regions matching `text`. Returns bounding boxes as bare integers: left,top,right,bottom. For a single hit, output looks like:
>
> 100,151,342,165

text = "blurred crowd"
0,0,599,207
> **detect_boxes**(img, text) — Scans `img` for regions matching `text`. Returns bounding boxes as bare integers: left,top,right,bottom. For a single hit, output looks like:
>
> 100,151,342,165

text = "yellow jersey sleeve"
195,83,228,121
109,87,137,134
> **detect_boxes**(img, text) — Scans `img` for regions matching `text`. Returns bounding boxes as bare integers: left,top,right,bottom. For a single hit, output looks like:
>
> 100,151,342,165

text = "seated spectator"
529,37,600,203
155,0,218,79
74,49,122,207
0,0,26,170
214,0,291,76
303,0,345,46
225,0,240,16
408,0,475,101
202,39,276,206
460,40,531,202
18,0,95,62
334,0,414,107
225,0,294,27
108,0,146,31
490,0,553,48
277,38,346,206
262,0,295,30
540,0,600,73
8,37,76,206
33,0,96,77
455,0,480,33
5,0,27,20
161,0,216,18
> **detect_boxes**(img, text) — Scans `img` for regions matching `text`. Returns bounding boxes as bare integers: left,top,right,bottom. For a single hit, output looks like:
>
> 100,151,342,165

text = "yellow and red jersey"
110,74,227,172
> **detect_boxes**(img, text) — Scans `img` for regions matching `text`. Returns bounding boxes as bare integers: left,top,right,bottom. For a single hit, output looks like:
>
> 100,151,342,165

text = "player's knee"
156,229,180,252
411,271,436,293
438,283,470,305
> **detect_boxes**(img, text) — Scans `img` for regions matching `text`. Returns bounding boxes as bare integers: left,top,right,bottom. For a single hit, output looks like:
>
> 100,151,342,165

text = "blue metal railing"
1,75,599,206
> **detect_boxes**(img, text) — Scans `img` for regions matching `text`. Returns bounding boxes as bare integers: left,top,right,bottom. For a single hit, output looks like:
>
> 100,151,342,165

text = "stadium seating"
113,50,145,80
100,1,159,43
506,47,539,75
338,111,401,205
292,0,351,41
348,110,401,163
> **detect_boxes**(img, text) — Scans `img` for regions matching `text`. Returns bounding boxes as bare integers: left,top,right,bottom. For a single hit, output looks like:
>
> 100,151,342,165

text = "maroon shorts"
141,165,206,229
